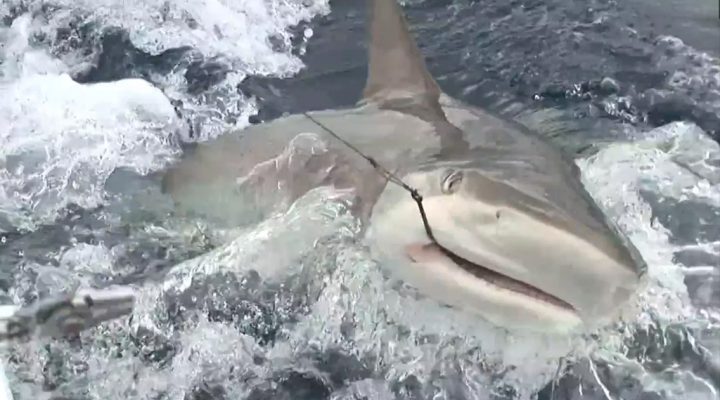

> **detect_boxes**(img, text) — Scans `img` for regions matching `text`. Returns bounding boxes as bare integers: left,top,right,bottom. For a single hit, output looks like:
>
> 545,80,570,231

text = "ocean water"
0,0,718,399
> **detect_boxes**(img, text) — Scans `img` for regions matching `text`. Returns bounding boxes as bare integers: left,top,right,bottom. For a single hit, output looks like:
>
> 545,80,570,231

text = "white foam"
577,121,719,398
42,0,327,67
578,127,692,324
0,0,333,231
1,0,329,66
83,318,263,400
0,8,188,232
0,14,69,79
578,121,719,324
0,73,183,231
2,0,330,141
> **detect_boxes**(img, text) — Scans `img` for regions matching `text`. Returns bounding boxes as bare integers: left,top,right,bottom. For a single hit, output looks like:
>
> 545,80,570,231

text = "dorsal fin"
362,0,446,121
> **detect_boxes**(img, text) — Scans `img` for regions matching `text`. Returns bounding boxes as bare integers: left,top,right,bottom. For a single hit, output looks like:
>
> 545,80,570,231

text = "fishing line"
302,112,438,243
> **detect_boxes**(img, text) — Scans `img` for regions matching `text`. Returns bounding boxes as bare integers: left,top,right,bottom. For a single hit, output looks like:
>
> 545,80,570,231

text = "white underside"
396,245,583,332
368,185,638,332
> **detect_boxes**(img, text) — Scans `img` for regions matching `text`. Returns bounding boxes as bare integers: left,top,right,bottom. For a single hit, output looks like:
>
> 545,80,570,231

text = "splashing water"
577,121,720,399
0,0,331,230
0,72,183,232
0,14,184,232
3,122,718,399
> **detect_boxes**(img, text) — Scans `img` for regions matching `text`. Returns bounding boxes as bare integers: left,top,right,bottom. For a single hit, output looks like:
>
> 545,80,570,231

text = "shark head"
367,160,644,332
360,0,644,332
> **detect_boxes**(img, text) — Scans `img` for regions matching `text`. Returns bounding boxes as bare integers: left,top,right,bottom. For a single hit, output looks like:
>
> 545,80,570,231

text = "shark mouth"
405,242,576,312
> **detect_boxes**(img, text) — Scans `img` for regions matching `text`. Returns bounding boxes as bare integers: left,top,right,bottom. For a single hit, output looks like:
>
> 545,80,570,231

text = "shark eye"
441,169,463,194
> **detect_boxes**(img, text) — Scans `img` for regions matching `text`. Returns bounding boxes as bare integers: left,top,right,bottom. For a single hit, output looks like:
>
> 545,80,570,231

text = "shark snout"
427,195,640,319
368,177,640,332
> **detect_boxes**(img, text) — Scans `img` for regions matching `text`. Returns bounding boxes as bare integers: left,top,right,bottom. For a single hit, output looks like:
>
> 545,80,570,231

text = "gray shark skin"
161,0,646,333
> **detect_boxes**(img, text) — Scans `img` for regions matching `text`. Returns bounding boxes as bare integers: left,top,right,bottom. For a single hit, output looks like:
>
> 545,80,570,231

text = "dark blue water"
237,0,719,141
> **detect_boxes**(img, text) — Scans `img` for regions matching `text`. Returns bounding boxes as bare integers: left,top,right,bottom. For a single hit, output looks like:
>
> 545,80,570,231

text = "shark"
160,0,646,332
